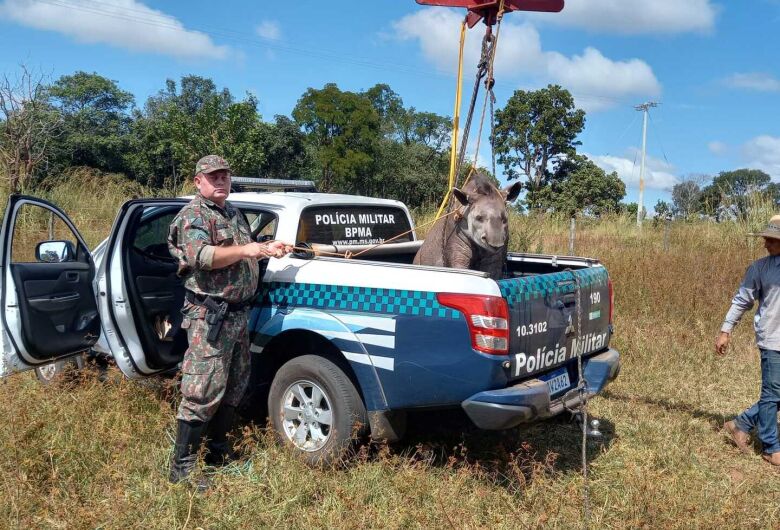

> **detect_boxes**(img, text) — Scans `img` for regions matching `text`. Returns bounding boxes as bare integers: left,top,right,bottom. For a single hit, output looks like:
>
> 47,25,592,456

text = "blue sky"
1,0,779,211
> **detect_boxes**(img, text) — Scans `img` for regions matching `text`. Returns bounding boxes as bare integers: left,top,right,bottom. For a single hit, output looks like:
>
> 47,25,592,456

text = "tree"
0,66,61,192
620,202,639,218
364,83,404,137
699,168,777,220
533,155,625,216
293,83,380,194
128,76,267,188
47,71,135,176
654,200,672,221
255,115,315,180
670,180,702,219
360,84,452,207
493,84,586,201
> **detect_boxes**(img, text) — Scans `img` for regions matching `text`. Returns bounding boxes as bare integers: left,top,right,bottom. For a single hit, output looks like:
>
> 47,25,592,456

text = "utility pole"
634,101,658,228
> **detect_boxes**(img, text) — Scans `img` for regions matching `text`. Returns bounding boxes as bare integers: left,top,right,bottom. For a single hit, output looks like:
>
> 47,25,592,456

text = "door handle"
65,271,79,282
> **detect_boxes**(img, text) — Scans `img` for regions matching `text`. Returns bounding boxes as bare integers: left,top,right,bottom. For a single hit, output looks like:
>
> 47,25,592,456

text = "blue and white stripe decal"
250,306,400,371
342,351,395,371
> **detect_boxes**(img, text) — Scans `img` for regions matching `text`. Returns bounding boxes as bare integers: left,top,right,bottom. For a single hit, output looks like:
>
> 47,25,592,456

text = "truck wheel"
268,355,367,466
35,354,85,385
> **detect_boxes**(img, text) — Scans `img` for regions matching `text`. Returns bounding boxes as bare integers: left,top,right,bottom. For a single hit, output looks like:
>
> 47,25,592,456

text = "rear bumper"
461,348,620,430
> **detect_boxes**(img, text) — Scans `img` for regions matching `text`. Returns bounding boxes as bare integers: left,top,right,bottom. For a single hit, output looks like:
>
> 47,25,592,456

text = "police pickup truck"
0,193,619,463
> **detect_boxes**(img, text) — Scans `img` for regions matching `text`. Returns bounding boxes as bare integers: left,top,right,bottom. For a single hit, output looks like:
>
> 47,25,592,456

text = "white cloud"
708,141,728,155
0,0,229,59
742,135,780,179
586,150,679,190
724,72,780,92
393,8,660,112
544,47,660,111
256,20,281,41
532,0,718,34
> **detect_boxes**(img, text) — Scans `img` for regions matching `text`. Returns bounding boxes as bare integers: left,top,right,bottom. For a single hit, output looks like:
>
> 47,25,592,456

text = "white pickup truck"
0,192,619,463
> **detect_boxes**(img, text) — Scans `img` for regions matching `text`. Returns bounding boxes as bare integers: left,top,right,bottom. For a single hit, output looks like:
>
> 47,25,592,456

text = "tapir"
414,171,522,280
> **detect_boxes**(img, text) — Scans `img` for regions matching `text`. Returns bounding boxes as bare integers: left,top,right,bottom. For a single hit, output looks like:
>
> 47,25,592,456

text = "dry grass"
1,176,779,528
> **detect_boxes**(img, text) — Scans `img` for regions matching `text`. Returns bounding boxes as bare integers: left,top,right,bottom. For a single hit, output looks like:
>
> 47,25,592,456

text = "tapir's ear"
502,181,523,203
452,187,469,205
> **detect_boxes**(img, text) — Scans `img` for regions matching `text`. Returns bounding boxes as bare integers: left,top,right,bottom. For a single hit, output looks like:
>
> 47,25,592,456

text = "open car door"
96,199,189,378
0,195,101,376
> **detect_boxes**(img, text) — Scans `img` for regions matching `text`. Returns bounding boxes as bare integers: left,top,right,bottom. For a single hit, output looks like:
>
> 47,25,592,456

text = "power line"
647,110,671,167
604,111,639,157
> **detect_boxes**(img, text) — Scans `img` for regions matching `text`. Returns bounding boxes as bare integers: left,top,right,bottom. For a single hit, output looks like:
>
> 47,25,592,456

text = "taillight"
608,278,614,325
436,293,509,355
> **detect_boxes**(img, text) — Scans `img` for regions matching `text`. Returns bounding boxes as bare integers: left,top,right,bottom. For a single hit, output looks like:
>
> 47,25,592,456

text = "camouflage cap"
195,155,231,176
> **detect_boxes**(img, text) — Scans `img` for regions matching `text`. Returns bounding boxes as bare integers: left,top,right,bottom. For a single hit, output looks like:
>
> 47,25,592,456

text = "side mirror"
36,240,76,263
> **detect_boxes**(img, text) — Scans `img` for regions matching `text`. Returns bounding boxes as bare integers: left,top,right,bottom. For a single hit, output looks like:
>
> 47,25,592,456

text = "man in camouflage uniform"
167,155,291,486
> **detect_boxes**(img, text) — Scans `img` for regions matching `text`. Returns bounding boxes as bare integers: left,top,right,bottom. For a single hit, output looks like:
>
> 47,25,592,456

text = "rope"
455,29,492,180
351,208,461,257
563,273,591,530
436,0,505,204
436,19,468,220
288,208,464,260
470,0,505,174
490,86,497,180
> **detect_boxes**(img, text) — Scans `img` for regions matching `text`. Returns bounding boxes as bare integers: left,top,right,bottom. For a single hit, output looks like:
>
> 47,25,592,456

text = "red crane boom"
416,0,564,27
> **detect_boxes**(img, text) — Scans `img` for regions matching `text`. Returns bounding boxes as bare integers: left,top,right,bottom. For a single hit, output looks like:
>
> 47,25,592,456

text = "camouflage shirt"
168,194,260,304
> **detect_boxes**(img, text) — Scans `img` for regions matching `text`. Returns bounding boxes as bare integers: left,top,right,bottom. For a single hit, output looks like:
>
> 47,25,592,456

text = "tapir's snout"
477,217,506,249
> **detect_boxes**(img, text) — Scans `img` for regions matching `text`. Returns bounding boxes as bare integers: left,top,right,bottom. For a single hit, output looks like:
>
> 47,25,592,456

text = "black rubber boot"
169,419,210,491
205,404,240,467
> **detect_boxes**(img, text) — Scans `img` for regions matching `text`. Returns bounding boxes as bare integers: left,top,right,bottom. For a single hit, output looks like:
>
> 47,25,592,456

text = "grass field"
1,174,779,529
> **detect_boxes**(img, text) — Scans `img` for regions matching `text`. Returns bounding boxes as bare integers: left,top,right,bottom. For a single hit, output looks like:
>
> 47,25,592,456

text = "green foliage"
293,83,380,194
364,83,404,137
620,202,639,218
373,138,449,208
4,70,452,207
126,75,269,188
670,180,702,219
370,85,451,208
292,83,451,207
254,115,314,180
493,84,586,196
531,155,625,216
653,199,672,223
46,71,135,178
699,168,778,220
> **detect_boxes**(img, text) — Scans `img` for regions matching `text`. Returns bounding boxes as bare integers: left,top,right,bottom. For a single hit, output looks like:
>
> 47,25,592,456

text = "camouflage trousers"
176,305,251,423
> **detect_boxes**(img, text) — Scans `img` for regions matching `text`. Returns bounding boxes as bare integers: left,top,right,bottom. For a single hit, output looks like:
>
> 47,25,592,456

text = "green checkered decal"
498,267,608,308
262,282,461,319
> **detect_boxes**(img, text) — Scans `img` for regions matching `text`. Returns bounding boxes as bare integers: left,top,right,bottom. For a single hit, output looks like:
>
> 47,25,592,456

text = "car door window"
11,203,81,264
243,210,278,241
133,211,177,261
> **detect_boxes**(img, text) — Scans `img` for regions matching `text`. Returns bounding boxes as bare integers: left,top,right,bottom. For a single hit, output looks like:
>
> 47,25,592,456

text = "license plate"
540,367,571,395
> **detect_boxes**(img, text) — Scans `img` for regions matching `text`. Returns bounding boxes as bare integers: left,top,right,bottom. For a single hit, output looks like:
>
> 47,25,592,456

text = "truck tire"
34,354,85,385
268,355,368,466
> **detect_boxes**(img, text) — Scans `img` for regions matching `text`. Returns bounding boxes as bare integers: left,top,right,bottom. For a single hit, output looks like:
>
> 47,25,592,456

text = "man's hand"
715,331,731,355
242,241,293,260
264,240,293,258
